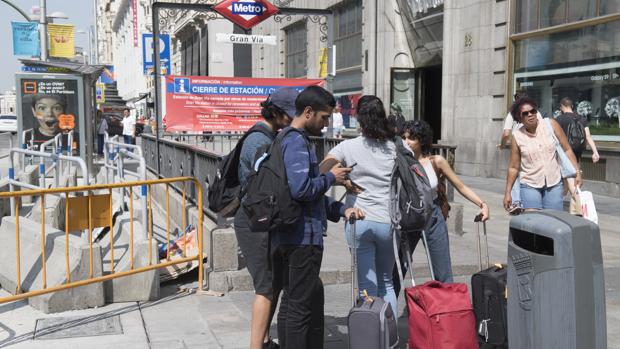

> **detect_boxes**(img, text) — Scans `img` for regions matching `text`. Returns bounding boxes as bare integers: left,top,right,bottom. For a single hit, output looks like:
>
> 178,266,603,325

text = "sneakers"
508,202,524,215
263,339,280,349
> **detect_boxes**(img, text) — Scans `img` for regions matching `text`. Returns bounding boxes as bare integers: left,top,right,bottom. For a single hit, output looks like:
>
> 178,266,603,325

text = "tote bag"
544,118,577,178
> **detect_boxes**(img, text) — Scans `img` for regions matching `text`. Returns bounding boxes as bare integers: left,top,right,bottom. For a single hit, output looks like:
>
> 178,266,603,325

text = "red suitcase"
402,230,479,349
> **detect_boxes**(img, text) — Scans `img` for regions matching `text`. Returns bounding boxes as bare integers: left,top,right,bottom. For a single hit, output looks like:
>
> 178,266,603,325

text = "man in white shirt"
332,104,344,138
121,108,135,145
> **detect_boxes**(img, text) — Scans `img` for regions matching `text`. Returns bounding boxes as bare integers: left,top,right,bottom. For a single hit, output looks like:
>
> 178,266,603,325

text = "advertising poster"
16,74,84,154
164,76,324,132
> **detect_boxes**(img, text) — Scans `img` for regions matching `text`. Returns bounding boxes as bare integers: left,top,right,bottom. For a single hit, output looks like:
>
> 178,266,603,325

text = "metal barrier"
103,136,148,240
0,177,204,304
7,148,88,217
161,132,243,154
141,133,458,217
0,132,12,159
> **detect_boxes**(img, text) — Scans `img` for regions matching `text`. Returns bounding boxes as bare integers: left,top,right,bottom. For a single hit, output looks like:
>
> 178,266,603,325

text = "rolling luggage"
471,215,508,349
347,216,399,349
403,230,478,349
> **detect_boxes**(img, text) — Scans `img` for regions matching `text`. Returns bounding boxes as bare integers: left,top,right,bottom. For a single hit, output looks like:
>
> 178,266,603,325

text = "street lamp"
30,2,69,61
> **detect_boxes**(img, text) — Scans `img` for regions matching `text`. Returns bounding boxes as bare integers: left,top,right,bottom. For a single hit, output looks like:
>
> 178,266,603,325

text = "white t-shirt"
122,116,135,136
332,112,344,131
328,136,396,224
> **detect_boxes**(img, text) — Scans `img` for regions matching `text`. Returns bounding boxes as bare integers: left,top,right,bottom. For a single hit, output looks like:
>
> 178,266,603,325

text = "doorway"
391,65,442,142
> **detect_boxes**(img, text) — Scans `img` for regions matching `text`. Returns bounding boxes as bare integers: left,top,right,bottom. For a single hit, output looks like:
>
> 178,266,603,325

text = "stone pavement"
0,174,619,348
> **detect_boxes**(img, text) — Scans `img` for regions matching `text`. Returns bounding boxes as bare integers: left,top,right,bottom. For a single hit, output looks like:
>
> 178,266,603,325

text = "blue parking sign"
142,33,171,75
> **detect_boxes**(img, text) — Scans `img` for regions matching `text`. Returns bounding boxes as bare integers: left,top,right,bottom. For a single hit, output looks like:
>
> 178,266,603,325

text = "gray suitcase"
347,216,399,349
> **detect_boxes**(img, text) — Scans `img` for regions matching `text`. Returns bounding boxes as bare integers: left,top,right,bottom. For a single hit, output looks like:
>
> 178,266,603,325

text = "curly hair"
259,100,285,121
356,95,394,142
511,96,538,123
403,119,433,155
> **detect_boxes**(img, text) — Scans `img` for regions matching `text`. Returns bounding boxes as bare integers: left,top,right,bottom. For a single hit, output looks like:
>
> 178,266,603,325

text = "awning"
408,0,443,15
19,59,107,82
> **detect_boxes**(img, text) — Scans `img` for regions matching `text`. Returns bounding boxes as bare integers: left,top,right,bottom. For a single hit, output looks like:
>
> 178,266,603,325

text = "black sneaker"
263,339,280,349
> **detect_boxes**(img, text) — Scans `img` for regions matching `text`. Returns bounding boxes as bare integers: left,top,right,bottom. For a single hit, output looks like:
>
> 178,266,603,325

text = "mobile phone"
348,162,358,169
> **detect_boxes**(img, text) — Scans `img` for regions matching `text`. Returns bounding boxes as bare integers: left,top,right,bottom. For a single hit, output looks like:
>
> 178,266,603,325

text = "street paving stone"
0,174,619,348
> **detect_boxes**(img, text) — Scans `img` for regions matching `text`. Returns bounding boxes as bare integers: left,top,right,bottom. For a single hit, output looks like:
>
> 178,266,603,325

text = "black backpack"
207,123,273,217
565,116,586,153
242,128,307,232
389,138,434,233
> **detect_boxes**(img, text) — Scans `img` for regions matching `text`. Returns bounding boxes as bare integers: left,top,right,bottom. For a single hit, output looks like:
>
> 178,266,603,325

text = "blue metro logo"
232,2,265,15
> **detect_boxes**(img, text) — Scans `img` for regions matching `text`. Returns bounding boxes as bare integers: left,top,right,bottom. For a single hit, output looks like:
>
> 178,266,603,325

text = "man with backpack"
265,86,362,349
234,88,302,349
556,97,600,163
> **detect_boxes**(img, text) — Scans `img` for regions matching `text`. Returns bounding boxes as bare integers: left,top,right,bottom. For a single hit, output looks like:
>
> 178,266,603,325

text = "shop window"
515,67,620,138
285,22,307,78
514,21,620,71
600,0,620,15
515,0,617,33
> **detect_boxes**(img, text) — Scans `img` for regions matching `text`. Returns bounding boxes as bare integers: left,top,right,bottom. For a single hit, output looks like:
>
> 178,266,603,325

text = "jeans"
393,204,454,296
511,176,521,204
345,220,397,316
123,135,134,152
272,245,324,349
97,134,105,155
520,181,563,210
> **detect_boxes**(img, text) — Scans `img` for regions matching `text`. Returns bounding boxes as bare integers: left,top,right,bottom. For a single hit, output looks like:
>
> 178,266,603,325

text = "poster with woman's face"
17,74,83,153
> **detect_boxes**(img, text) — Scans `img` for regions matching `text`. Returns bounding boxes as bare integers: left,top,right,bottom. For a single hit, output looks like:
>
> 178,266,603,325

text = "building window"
514,20,620,138
200,27,208,76
181,30,203,76
285,22,307,78
515,0,620,33
334,0,362,71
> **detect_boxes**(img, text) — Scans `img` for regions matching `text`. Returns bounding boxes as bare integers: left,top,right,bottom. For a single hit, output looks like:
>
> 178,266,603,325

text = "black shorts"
234,209,275,299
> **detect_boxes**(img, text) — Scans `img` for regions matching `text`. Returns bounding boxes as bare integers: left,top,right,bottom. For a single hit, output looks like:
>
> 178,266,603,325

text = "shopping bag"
569,193,582,216
578,189,598,225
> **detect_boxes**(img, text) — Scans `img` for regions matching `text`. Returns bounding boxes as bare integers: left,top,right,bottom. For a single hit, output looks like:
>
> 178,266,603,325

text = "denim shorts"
520,181,563,210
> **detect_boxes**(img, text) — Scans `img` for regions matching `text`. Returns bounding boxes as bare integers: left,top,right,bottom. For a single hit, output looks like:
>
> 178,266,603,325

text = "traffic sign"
142,33,171,75
213,0,279,30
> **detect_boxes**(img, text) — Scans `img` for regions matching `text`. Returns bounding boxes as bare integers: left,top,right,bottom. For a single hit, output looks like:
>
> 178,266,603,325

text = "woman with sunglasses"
394,120,489,292
504,97,582,212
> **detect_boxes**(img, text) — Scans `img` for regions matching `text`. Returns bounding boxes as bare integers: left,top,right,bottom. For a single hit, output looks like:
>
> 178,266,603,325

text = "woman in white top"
325,95,398,315
395,120,489,294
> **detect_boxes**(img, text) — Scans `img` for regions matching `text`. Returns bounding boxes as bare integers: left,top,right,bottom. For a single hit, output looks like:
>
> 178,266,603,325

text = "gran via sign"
213,0,279,30
215,33,277,45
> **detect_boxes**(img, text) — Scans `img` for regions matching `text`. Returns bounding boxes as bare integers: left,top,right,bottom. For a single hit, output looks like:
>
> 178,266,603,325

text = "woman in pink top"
504,97,582,211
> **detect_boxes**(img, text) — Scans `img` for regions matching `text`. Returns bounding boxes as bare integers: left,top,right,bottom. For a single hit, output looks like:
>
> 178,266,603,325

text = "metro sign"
213,0,279,30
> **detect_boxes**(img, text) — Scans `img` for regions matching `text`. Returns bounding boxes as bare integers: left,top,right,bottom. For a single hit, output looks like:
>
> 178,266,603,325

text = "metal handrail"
0,177,205,305
8,147,89,216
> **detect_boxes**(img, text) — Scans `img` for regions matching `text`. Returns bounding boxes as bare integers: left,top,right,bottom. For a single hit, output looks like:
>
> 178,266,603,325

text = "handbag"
544,118,577,178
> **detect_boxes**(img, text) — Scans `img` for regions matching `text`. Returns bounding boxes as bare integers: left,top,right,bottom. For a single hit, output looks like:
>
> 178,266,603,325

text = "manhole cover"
34,315,123,340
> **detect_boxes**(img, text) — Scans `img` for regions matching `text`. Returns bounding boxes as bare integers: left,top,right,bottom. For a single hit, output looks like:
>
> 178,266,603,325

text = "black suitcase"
471,215,508,349
347,216,399,349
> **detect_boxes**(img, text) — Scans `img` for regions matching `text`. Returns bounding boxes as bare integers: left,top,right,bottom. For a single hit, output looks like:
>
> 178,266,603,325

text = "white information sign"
215,33,277,46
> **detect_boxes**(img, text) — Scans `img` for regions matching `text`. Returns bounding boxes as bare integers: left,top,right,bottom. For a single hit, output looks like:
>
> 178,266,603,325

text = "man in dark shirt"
555,97,600,162
272,86,363,349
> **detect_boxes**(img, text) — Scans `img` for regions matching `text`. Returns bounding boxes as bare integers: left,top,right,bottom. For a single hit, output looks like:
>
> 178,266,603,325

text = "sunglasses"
520,109,537,118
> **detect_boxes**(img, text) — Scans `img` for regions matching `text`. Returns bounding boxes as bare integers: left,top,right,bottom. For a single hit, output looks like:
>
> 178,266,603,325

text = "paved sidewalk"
0,175,618,348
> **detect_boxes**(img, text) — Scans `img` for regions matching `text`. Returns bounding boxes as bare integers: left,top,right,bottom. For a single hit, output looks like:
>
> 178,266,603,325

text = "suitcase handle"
349,215,358,308
474,215,490,270
402,230,435,287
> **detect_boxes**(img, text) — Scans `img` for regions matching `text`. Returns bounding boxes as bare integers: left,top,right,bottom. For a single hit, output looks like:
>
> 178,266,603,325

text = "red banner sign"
164,75,324,132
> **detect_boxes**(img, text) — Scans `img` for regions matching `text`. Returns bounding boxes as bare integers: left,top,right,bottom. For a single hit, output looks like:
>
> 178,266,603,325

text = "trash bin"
507,210,606,349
